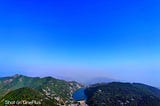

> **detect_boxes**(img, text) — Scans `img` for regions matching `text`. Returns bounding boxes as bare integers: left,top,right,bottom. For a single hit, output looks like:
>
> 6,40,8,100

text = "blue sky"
0,0,160,87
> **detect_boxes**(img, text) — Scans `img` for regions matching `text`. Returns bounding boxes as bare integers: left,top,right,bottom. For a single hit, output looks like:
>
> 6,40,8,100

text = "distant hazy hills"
0,74,83,105
85,82,160,106
85,77,115,85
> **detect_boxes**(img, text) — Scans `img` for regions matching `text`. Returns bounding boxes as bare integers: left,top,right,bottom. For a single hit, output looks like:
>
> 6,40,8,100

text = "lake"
72,88,87,101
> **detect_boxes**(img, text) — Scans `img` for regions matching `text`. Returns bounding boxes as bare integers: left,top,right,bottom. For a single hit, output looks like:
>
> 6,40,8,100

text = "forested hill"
85,82,160,106
0,87,58,106
0,74,83,105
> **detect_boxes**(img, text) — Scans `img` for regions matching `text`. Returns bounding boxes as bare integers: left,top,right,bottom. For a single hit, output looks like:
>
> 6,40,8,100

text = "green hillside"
0,74,83,105
85,82,160,106
0,87,58,106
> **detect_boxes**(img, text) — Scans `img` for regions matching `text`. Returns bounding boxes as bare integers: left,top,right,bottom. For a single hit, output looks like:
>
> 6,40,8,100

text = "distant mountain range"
0,74,83,106
85,77,116,85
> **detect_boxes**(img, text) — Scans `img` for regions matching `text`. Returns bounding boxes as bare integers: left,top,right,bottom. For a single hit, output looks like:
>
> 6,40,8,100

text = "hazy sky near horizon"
0,0,160,87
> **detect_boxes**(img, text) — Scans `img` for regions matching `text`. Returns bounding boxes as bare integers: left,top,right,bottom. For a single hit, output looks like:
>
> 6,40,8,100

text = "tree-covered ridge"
0,74,83,105
0,87,58,106
85,82,160,106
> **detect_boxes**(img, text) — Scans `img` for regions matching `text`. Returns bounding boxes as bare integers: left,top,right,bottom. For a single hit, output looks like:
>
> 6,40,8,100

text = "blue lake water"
72,88,87,101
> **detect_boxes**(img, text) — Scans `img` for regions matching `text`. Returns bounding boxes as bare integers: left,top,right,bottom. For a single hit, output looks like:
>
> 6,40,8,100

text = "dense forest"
85,82,160,106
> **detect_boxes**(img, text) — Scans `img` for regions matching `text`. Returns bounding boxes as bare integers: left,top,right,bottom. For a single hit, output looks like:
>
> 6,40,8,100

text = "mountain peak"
13,74,21,78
